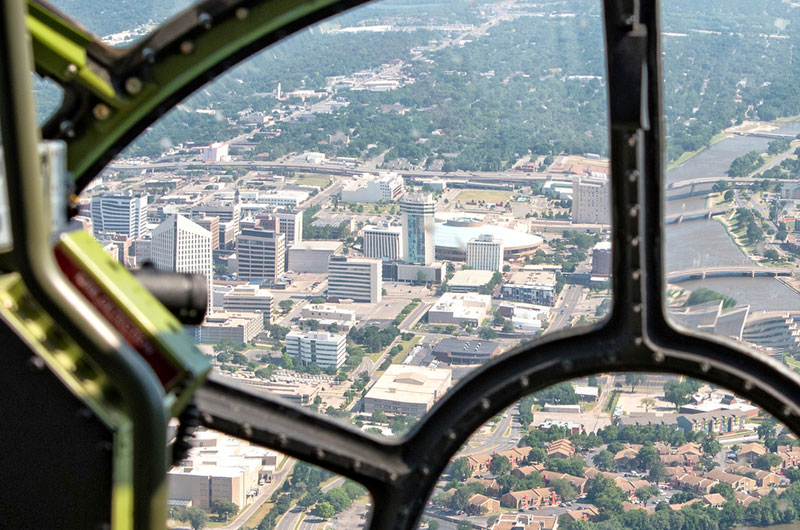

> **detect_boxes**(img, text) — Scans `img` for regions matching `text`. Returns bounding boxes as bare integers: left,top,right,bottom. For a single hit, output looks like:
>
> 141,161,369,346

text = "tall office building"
285,330,347,369
572,177,610,224
363,223,403,261
193,215,220,250
90,192,148,238
327,255,382,303
274,210,303,247
151,214,212,311
466,234,504,272
400,193,436,265
191,202,242,238
236,228,286,285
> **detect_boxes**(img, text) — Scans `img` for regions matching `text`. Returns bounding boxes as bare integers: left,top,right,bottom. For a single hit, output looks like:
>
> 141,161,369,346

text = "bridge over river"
666,266,795,283
665,207,729,224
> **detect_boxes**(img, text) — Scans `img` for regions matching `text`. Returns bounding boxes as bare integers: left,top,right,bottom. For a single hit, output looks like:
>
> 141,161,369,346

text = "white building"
256,190,309,208
363,223,403,260
168,428,277,510
572,176,610,224
198,312,264,345
151,214,212,311
466,234,504,271
90,192,148,238
271,210,303,247
401,193,436,265
300,304,357,328
288,240,343,273
364,365,452,417
428,292,492,326
201,141,229,162
340,172,404,203
285,330,347,369
327,255,382,303
223,285,273,322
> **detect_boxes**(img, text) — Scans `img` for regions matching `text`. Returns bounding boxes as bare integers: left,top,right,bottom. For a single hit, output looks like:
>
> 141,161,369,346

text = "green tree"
710,482,736,501
281,353,294,370
314,501,335,519
754,452,783,470
702,435,721,457
490,454,511,475
649,461,668,484
279,299,294,312
372,409,387,423
625,373,645,392
186,507,209,530
724,189,735,202
449,457,472,481
255,366,275,379
593,450,615,471
586,474,626,515
549,478,577,501
428,520,440,530
211,499,238,521
636,443,659,470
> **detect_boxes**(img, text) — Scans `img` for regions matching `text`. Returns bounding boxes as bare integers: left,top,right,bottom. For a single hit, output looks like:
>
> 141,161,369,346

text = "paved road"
549,284,584,332
275,477,346,530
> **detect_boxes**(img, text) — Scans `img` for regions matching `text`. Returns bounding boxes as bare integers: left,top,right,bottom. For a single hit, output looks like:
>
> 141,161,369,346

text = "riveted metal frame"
23,0,800,529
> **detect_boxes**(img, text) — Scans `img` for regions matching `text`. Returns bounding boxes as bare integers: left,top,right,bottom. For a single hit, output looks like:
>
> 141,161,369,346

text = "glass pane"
47,0,194,46
422,374,797,530
168,427,372,529
662,2,800,362
83,0,609,436
33,75,62,125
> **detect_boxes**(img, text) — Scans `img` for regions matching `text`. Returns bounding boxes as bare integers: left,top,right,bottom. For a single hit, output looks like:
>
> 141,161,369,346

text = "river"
665,125,800,312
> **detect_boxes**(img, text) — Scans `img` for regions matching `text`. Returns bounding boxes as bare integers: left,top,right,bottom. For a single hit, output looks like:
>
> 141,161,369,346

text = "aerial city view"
45,0,800,528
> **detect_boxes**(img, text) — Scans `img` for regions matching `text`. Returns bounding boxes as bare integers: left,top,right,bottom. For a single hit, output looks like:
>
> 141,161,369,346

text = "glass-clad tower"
400,193,436,265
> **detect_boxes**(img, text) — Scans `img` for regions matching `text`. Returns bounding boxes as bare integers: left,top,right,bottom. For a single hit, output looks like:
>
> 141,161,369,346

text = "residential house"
674,473,719,494
468,493,500,515
467,453,492,474
669,498,704,511
705,469,756,491
511,464,546,480
613,446,641,469
735,491,758,507
676,410,746,434
546,439,575,459
497,446,533,467
540,471,589,495
702,493,728,508
738,443,767,463
564,507,600,522
777,445,800,468
726,465,781,487
491,513,558,530
467,477,502,497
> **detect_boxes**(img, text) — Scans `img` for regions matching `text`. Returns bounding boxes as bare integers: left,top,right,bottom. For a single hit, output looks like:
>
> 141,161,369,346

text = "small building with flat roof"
428,292,491,326
448,269,496,292
288,240,343,273
432,338,502,365
364,365,452,417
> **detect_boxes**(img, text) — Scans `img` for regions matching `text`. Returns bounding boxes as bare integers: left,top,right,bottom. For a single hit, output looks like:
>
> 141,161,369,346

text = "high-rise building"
258,210,303,270
90,192,148,238
466,234,504,272
151,214,212,311
285,330,347,369
191,202,241,237
401,193,436,265
327,255,382,303
236,228,285,285
193,215,220,250
572,177,610,224
363,223,402,260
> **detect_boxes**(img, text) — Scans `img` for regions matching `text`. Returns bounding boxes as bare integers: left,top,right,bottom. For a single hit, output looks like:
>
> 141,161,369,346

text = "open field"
293,174,331,187
455,190,512,203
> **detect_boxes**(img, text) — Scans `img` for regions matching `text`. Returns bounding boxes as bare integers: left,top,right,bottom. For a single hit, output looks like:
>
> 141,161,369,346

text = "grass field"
391,336,422,364
294,174,331,187
455,190,512,203
604,390,621,413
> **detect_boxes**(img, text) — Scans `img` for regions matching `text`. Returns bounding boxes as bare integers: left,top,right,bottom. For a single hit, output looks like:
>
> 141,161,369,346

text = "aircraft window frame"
8,1,800,529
